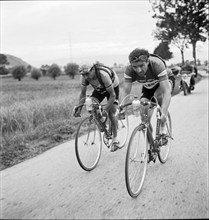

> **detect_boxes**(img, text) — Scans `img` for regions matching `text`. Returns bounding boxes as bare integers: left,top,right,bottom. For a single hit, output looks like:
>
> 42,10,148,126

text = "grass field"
0,71,202,170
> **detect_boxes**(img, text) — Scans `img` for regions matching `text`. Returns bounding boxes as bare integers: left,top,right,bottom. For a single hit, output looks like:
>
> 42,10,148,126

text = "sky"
1,0,208,68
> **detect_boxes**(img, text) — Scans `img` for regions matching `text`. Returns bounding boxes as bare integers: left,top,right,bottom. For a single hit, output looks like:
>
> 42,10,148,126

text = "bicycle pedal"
152,153,158,163
148,150,157,163
148,151,157,163
159,139,168,146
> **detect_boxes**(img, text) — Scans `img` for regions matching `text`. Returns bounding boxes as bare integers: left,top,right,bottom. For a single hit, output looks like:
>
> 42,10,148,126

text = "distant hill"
5,54,30,68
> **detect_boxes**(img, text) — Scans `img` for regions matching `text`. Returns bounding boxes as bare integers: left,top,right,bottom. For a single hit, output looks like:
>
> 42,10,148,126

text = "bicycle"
121,96,173,197
73,96,129,171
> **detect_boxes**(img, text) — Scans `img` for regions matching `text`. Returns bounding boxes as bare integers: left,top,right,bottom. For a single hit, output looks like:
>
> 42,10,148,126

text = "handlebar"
73,96,103,117
120,100,158,110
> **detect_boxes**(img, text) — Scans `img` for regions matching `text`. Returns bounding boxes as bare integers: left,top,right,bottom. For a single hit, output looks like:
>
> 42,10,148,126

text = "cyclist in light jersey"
74,63,120,152
121,48,175,136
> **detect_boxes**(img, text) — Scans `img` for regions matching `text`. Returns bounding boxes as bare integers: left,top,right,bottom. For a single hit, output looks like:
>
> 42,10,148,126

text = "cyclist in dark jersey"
180,61,196,90
74,63,120,152
121,48,175,135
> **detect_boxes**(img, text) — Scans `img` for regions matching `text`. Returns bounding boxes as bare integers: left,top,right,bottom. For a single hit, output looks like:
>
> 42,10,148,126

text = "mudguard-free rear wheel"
117,113,129,148
125,125,148,197
75,116,102,171
158,112,172,164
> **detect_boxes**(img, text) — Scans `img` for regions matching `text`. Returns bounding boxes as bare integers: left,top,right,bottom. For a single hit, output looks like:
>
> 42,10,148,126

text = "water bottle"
132,97,140,117
85,96,92,111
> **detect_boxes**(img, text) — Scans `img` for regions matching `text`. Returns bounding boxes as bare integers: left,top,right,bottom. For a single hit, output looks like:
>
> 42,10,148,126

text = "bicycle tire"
158,112,172,164
182,82,188,96
75,116,102,171
125,125,148,197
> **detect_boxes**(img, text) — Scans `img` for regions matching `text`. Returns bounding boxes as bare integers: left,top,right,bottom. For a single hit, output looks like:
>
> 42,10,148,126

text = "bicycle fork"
138,123,157,163
146,116,162,163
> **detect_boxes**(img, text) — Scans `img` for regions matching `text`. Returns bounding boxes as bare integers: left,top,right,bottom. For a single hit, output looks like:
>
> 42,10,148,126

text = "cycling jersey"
81,65,119,94
124,55,174,89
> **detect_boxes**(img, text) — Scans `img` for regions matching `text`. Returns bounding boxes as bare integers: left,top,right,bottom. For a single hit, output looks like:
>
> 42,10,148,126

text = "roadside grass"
0,72,202,170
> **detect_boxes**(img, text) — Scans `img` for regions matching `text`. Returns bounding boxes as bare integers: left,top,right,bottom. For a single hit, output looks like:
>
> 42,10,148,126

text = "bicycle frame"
121,96,170,162
75,100,113,148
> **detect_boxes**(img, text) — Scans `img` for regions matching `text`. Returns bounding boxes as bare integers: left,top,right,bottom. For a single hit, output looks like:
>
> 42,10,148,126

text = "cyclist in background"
73,63,120,152
120,48,175,140
180,61,196,90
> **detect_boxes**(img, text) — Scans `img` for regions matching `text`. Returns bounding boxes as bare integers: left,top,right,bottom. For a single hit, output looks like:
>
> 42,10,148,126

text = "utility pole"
69,32,72,62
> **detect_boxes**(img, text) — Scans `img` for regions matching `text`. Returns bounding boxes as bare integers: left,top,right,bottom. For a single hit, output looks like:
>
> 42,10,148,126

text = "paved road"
1,74,208,219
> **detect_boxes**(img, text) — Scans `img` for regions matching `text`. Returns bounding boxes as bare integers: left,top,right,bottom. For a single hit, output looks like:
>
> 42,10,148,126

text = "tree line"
150,0,208,65
0,54,79,81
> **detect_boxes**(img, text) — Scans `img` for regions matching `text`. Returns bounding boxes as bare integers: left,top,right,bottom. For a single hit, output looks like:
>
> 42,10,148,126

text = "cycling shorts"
91,85,119,105
141,75,175,100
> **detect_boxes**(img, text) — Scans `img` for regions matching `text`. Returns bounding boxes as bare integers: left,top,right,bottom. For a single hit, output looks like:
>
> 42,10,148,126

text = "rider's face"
82,70,95,80
131,61,149,76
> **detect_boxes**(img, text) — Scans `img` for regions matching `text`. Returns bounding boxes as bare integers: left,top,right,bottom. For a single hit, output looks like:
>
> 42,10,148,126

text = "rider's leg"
140,86,157,140
108,86,120,152
91,90,105,103
109,103,120,152
108,104,118,141
190,75,195,89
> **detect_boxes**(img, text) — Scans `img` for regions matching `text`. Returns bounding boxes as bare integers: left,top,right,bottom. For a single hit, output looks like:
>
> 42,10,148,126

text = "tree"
40,64,49,76
153,41,173,60
27,65,32,73
0,67,9,75
150,0,209,65
64,63,79,79
11,65,27,81
0,54,9,66
31,68,42,80
153,28,189,64
0,54,10,75
47,63,61,80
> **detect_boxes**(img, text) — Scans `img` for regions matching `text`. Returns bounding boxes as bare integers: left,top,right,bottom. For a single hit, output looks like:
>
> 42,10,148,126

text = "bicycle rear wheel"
125,125,148,197
158,112,172,163
75,116,102,171
117,113,129,148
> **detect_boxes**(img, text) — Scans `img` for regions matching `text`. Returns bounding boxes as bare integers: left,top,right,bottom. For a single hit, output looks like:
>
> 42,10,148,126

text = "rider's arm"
158,77,171,116
77,75,88,105
151,58,171,117
78,85,87,105
99,71,116,112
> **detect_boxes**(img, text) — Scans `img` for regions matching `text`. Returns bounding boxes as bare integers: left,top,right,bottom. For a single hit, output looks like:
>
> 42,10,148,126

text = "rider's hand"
119,104,124,112
73,106,81,117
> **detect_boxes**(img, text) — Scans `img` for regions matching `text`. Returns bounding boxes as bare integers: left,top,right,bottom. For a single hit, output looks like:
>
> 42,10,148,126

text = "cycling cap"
129,48,149,63
79,64,92,75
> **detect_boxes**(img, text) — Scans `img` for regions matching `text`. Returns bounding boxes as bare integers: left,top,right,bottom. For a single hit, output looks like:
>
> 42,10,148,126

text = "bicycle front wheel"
125,125,148,197
158,112,172,164
75,116,102,171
